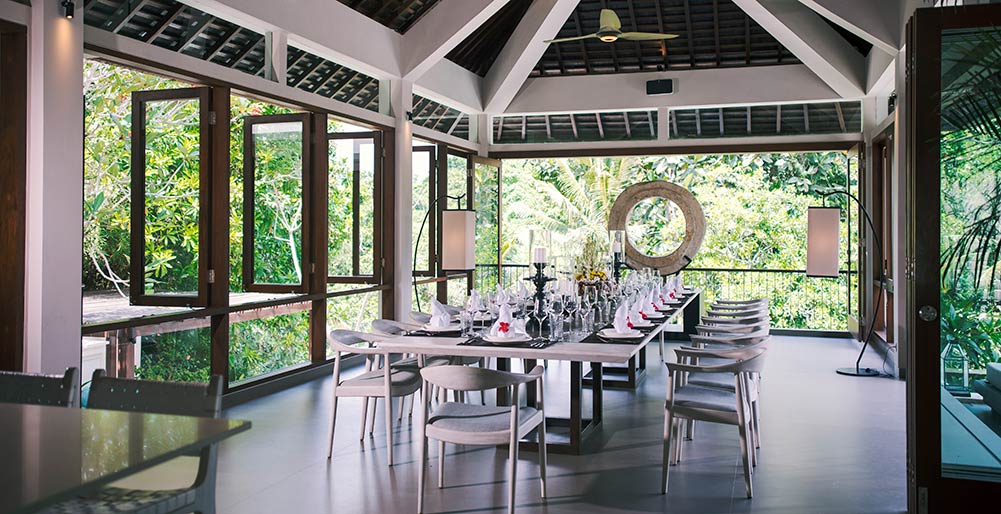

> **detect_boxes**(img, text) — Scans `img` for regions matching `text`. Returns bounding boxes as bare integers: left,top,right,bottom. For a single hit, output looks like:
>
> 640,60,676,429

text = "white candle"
532,246,548,264
612,240,622,253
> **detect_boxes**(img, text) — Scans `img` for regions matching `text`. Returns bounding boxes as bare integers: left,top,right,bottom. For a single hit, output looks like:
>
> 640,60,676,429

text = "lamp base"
836,367,881,377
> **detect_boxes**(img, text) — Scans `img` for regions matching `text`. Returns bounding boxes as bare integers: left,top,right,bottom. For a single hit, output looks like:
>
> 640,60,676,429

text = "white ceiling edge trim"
84,26,396,130
489,133,863,155
412,124,477,153
0,0,30,25
414,59,484,114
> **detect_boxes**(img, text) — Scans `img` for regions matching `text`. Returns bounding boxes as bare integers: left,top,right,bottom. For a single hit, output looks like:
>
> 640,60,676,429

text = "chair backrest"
87,370,223,418
410,311,431,324
421,365,542,392
666,347,769,376
328,329,384,356
0,368,80,407
714,298,768,306
371,319,409,336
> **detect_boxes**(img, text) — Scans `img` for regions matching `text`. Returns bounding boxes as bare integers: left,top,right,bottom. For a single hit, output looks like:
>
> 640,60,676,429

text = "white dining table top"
375,289,700,364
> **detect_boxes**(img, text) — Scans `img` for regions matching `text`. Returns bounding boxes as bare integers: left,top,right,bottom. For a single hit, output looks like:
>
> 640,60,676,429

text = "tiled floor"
216,336,906,514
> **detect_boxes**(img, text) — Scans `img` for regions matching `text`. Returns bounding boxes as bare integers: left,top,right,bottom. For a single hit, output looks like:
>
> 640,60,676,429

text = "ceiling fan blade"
599,8,621,31
545,33,599,44
619,32,679,41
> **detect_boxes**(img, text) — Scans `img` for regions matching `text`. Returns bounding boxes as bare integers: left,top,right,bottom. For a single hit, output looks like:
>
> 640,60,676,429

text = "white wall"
23,0,84,373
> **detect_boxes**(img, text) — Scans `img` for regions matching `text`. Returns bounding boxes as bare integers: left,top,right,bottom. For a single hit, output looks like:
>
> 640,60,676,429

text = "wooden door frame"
907,6,1001,512
0,20,26,371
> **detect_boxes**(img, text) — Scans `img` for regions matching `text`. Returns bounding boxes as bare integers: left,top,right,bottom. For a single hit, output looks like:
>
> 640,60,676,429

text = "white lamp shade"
806,207,841,278
441,209,475,271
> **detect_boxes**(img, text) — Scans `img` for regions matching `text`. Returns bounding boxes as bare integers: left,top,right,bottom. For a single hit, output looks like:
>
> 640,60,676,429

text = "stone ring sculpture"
607,180,706,275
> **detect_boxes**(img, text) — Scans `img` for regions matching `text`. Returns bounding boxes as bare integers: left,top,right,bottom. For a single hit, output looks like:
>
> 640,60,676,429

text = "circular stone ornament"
607,181,706,275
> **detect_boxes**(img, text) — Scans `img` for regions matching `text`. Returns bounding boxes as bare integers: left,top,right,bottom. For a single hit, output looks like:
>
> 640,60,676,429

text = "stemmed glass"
549,295,564,341
531,298,548,339
580,286,595,333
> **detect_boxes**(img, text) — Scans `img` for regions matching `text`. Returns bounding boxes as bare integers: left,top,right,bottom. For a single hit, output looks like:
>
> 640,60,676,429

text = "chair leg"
438,440,445,488
752,399,762,449
738,420,753,498
359,398,369,440
327,395,339,459
397,395,406,423
686,419,694,441
417,434,428,514
675,419,684,464
385,391,394,466
508,422,519,514
662,408,674,494
538,421,548,498
368,397,378,436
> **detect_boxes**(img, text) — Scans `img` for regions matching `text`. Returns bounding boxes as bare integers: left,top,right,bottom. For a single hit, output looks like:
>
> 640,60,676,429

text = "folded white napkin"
646,289,659,311
489,304,526,338
654,283,669,310
517,281,530,300
429,298,451,328
613,303,633,333
495,284,510,305
628,299,646,323
467,290,486,312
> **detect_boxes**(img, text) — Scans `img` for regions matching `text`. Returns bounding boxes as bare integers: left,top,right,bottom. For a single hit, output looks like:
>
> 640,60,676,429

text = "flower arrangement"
573,234,610,284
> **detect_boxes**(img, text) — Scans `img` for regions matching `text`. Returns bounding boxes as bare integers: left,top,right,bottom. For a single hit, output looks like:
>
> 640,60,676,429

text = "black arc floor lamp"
807,190,885,377
412,194,475,313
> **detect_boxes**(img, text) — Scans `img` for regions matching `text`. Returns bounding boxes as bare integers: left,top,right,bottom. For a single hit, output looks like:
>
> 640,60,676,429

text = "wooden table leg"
683,292,702,339
496,357,511,406
524,358,538,407
569,361,582,451
590,362,603,425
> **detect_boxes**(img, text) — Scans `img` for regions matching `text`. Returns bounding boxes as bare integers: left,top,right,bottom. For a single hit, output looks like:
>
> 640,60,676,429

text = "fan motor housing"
646,79,674,96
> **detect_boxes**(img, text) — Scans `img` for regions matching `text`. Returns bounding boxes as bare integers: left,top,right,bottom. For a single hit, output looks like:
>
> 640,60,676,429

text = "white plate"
422,324,462,332
643,311,665,319
631,320,653,328
483,334,531,344
599,328,643,339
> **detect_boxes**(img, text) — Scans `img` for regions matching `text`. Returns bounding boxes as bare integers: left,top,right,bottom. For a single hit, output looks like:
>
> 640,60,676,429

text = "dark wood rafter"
648,111,656,137
572,10,593,74
835,102,847,132
718,107,724,135
110,0,150,33
804,104,810,132
174,13,212,54
570,114,579,139
203,24,239,62
776,104,782,133
596,113,605,139
713,0,722,67
624,112,632,138
682,0,696,68
653,0,669,69
336,0,441,34
141,2,184,43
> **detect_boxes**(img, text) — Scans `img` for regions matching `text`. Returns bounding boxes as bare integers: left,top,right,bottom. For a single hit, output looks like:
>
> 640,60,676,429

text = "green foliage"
501,152,858,330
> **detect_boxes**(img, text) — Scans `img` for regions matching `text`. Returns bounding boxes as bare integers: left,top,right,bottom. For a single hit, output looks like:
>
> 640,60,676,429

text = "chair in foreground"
42,370,224,514
417,365,547,514
328,329,422,466
662,350,767,499
0,367,80,407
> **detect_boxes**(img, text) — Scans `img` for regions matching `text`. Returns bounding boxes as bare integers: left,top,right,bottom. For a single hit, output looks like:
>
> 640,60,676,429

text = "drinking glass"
460,308,474,337
532,299,548,339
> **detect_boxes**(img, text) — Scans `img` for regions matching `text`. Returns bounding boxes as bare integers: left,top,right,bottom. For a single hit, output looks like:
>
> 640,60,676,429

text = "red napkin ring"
627,321,634,329
641,312,648,319
659,295,665,302
499,321,510,333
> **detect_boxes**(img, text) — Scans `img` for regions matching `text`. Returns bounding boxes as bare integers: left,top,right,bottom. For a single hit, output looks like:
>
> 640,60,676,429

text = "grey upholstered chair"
327,329,422,466
410,311,432,324
417,365,547,514
41,370,225,514
0,367,79,407
662,349,767,499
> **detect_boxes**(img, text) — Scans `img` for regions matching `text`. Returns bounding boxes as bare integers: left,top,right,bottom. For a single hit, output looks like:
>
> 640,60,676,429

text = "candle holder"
523,262,555,332
609,229,626,283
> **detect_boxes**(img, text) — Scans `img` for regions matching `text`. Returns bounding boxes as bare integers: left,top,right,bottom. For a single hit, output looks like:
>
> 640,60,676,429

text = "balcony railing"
476,264,856,332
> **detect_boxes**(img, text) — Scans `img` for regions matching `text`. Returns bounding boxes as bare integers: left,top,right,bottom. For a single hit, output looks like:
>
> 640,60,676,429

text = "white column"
263,30,288,84
392,79,414,321
890,47,907,378
473,113,490,157
24,0,84,373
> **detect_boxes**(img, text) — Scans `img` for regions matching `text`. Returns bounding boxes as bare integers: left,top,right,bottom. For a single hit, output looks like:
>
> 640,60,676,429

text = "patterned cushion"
40,487,196,514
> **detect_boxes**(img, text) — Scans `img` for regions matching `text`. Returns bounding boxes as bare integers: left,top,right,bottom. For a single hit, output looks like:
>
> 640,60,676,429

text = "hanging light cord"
412,194,466,314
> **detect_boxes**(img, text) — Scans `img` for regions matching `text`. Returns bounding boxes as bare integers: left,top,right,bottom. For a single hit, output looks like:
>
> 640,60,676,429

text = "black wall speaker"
646,79,674,96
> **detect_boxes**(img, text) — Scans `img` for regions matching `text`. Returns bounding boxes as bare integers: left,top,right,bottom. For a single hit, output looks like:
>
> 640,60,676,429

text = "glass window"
229,309,311,386
473,159,500,290
328,134,379,279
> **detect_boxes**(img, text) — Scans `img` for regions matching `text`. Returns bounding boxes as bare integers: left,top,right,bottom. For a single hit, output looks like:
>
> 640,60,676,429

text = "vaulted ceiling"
335,0,441,33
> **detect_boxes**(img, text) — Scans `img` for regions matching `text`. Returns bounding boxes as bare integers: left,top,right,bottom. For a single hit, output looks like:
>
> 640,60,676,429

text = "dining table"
0,403,251,514
375,289,702,454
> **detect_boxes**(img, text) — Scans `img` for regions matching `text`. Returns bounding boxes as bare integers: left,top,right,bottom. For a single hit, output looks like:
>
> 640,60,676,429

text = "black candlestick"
523,262,555,332
612,251,623,283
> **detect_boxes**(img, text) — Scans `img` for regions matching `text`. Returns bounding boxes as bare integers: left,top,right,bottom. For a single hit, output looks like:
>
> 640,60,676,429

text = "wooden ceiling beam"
570,114,578,139
596,113,604,139
835,102,846,132
110,0,149,33
682,0,696,68
141,2,184,43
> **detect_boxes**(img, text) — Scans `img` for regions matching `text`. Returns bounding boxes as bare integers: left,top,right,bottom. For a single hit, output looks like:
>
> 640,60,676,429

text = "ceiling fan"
545,8,679,44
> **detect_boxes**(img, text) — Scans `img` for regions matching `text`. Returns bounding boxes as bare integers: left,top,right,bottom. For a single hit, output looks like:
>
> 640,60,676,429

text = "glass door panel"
130,88,210,307
328,132,380,280
242,114,310,293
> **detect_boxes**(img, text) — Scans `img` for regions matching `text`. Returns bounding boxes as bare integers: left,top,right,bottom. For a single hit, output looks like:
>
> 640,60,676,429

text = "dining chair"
370,319,455,423
662,350,768,499
417,365,547,514
41,370,224,514
327,329,422,466
713,298,769,307
0,367,80,407
410,311,432,324
676,341,770,453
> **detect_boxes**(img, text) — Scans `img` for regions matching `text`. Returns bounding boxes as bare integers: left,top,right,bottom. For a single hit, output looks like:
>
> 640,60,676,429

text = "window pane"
326,291,381,359
229,309,311,385
133,327,211,382
447,277,468,307
251,121,304,285
142,97,201,296
358,141,375,276
447,154,468,207
412,147,433,273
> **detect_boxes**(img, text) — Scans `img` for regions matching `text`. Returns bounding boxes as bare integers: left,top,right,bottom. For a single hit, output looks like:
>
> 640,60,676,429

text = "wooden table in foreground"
374,290,701,455
0,404,251,514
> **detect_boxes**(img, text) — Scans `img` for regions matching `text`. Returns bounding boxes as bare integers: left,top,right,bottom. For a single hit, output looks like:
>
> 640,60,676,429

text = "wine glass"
581,286,596,333
532,299,548,339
